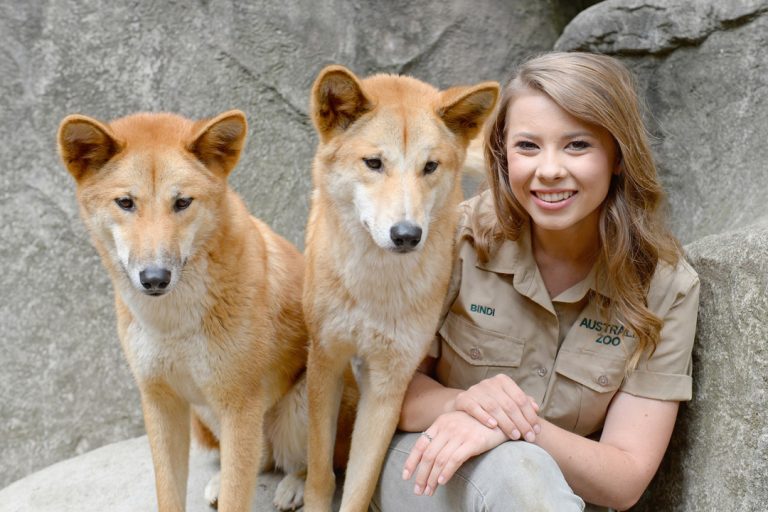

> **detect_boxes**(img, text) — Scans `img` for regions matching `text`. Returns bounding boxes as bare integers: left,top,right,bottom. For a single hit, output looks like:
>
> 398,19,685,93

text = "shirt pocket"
435,312,525,390
552,351,625,436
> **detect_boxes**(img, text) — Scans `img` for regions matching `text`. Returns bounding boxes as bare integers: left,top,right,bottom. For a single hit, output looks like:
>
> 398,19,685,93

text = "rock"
635,219,768,510
0,0,580,488
0,435,340,512
556,0,768,244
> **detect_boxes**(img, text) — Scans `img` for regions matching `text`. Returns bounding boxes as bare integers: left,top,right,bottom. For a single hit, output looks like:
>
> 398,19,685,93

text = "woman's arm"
398,358,461,431
534,391,679,510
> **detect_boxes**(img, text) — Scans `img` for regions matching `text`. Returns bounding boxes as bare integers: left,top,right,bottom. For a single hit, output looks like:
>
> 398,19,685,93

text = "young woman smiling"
371,52,700,511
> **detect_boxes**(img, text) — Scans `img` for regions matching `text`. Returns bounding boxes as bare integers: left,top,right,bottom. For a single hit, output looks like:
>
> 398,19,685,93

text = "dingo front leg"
339,362,414,512
141,383,191,512
305,341,352,511
217,399,266,512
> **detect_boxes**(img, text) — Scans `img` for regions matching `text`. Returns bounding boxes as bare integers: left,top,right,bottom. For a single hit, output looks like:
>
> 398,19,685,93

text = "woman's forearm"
398,371,461,431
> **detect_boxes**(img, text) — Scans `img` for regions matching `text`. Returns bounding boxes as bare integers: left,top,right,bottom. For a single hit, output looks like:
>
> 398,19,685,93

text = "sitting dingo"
303,66,499,511
58,110,319,511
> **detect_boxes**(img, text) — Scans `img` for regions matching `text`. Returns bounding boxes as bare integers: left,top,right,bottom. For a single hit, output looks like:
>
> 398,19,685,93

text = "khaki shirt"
431,193,700,437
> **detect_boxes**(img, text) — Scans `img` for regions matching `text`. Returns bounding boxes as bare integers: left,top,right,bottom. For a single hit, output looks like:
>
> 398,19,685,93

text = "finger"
436,441,475,486
504,381,539,432
425,439,462,495
412,433,451,495
530,397,540,413
479,391,524,440
402,432,433,480
501,383,540,439
457,396,497,428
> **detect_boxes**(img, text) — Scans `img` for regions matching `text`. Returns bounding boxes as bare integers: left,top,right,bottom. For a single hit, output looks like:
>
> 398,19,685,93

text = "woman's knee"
459,441,584,512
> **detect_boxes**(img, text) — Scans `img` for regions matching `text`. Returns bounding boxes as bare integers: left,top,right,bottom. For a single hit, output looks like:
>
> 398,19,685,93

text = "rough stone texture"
556,0,768,244
0,435,342,512
0,0,580,489
635,220,768,511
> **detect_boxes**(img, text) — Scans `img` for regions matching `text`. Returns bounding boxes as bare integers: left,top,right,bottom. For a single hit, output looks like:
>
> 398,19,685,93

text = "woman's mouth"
533,191,576,203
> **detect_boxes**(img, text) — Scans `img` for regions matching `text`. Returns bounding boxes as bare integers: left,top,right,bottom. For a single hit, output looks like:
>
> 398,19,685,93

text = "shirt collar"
475,220,613,303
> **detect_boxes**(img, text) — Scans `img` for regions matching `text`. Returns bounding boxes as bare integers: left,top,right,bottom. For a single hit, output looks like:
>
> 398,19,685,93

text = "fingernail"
487,418,497,427
512,429,521,439
534,424,541,434
425,485,433,496
402,469,411,480
525,431,536,443
438,475,445,485
414,484,422,495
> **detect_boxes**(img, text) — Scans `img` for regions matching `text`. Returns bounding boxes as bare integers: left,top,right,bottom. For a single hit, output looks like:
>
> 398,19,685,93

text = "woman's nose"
536,150,567,181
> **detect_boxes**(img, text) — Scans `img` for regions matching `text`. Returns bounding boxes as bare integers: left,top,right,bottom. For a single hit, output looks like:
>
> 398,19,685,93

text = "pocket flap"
555,350,625,392
438,312,524,367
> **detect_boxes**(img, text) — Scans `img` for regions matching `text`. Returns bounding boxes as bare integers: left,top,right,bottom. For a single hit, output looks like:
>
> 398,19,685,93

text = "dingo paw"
273,472,305,511
204,471,221,509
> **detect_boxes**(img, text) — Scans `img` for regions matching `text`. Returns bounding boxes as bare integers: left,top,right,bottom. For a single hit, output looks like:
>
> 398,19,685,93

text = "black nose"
390,222,422,250
139,267,172,292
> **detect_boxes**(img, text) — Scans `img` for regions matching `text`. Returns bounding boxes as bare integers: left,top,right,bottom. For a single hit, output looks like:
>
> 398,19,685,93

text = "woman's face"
505,88,618,238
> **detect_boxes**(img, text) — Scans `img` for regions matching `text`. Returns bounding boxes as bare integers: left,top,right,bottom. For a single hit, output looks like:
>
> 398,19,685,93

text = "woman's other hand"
453,373,541,441
401,410,508,496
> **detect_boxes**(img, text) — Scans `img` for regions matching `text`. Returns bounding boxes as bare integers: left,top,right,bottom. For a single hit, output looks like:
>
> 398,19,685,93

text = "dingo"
58,110,315,511
303,66,499,511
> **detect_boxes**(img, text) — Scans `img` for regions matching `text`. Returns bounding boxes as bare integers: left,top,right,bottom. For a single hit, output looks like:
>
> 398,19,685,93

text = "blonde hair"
477,52,681,369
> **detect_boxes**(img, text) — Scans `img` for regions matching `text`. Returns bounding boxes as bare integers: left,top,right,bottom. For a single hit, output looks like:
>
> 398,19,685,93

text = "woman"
372,52,700,511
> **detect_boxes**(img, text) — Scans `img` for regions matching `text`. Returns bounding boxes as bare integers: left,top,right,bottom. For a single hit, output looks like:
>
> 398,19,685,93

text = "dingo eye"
363,158,382,171
423,161,439,175
115,197,135,211
174,198,193,212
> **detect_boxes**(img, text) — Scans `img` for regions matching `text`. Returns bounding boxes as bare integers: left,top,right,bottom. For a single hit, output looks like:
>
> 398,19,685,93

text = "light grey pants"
370,432,593,512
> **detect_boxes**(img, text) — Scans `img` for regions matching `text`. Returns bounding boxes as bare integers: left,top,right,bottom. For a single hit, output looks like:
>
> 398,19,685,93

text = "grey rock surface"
0,0,578,489
556,0,768,244
635,220,768,511
0,435,342,512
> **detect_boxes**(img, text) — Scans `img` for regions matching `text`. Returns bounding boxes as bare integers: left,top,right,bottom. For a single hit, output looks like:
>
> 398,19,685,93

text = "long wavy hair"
476,52,681,369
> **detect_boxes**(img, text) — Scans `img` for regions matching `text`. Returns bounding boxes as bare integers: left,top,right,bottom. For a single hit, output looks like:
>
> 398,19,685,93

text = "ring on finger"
421,431,433,443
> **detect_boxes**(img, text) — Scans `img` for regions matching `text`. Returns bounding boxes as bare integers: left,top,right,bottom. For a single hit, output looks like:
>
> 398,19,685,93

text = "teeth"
536,191,575,203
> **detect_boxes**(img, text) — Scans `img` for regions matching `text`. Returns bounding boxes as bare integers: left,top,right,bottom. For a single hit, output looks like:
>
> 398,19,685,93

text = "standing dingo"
303,66,499,511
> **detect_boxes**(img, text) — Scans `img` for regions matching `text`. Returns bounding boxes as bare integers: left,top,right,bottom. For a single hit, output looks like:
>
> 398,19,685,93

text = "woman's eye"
174,198,193,212
423,161,439,175
568,140,591,150
363,158,383,171
115,197,135,211
515,141,538,151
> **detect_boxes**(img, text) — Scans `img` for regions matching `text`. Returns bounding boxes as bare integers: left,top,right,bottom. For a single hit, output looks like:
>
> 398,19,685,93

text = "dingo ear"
438,82,500,142
189,110,247,177
58,115,121,181
311,65,372,143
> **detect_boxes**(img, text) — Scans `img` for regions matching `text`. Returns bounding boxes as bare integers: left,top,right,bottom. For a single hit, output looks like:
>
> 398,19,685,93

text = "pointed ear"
58,115,121,181
311,65,372,143
438,82,500,142
188,110,247,176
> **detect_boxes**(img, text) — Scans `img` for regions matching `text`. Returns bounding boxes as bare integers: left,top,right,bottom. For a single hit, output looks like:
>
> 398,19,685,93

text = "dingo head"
58,110,247,297
311,65,499,253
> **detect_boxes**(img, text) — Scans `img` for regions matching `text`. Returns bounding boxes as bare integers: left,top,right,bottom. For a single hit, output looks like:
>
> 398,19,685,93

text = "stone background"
0,0,594,488
1,0,767,509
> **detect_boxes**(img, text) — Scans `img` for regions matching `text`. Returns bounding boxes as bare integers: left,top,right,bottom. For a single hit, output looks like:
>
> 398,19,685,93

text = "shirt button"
469,348,481,360
537,367,548,377
597,375,609,387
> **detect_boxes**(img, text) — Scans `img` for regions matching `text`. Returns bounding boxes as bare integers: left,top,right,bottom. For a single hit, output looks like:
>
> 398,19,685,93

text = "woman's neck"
531,213,601,298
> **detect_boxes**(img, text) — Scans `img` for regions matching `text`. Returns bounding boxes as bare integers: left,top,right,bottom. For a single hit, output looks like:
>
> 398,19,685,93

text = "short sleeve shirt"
431,192,700,437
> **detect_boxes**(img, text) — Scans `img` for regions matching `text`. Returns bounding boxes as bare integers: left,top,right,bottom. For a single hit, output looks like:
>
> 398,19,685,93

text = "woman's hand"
453,373,541,442
401,410,508,496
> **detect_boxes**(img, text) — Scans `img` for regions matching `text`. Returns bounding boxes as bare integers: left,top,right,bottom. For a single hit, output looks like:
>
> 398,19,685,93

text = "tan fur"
303,66,499,511
58,110,314,511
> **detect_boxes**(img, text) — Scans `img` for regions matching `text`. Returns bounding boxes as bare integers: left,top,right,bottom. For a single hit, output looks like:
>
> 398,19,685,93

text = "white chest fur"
120,264,216,409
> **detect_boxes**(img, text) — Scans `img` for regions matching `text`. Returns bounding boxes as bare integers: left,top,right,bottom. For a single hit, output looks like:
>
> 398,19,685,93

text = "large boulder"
0,0,585,489
637,220,768,510
556,0,768,244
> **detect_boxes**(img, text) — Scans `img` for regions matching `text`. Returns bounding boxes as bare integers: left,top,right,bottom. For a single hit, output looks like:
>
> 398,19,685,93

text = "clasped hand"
402,374,540,496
